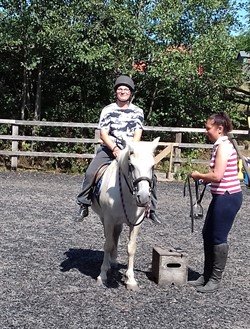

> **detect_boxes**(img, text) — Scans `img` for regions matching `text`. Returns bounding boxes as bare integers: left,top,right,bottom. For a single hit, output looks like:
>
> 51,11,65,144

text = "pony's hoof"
126,283,140,291
96,276,107,288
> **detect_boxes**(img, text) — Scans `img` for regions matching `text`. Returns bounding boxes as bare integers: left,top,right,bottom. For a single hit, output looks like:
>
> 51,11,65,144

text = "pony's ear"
152,137,160,150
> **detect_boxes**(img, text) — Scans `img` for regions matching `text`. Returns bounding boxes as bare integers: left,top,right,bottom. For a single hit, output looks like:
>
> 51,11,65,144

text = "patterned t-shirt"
98,102,144,148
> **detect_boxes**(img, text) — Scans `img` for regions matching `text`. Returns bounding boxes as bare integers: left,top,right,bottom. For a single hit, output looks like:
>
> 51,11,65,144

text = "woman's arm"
191,143,230,182
100,129,120,157
133,129,143,142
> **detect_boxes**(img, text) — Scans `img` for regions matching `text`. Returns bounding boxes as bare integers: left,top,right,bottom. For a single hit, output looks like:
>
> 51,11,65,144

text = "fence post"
167,144,174,180
173,132,182,174
11,124,19,170
94,129,100,153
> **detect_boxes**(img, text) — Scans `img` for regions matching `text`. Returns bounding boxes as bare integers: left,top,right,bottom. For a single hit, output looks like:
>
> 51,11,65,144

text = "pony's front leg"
96,223,114,287
125,225,141,291
96,250,110,287
110,224,123,267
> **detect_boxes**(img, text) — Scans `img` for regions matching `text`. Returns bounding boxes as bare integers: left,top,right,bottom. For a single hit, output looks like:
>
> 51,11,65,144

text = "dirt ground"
0,171,249,329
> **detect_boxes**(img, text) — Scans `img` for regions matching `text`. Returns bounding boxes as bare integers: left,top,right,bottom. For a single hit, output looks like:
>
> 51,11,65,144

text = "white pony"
92,137,160,291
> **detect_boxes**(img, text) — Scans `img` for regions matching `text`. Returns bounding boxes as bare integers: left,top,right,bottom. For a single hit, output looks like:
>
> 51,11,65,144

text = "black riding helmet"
114,75,135,92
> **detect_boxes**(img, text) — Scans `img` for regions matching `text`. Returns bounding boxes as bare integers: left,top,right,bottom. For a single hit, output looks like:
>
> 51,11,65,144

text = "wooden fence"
0,119,248,179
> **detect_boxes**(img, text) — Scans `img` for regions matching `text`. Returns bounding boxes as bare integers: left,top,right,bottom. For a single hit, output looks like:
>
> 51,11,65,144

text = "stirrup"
75,205,89,222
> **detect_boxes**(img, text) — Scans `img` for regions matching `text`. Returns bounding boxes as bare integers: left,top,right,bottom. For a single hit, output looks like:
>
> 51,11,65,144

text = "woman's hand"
112,146,120,158
191,170,201,180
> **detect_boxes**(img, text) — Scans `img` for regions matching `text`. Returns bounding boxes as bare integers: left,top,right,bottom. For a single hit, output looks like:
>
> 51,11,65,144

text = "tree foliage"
0,0,248,130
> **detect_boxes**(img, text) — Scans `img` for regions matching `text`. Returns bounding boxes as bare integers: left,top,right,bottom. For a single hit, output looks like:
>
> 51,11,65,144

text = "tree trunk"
146,81,158,121
20,67,27,120
34,61,42,121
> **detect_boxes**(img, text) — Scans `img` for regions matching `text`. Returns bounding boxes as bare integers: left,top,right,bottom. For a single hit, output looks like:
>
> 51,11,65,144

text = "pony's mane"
117,140,156,170
129,141,155,156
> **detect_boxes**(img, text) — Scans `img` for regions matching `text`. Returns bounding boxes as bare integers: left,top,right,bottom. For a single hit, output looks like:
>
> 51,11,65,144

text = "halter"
118,153,153,227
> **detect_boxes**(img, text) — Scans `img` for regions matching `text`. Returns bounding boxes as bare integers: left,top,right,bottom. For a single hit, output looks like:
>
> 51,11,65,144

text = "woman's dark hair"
209,112,233,135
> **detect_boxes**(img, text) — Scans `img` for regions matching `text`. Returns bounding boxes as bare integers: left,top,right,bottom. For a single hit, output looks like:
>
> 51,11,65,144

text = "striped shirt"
210,136,241,194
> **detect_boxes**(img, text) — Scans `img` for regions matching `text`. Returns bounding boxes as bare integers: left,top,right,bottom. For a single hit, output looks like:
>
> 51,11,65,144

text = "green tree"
133,0,244,128
0,0,248,132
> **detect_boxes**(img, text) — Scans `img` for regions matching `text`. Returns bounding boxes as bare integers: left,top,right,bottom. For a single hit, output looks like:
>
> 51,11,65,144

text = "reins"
113,138,153,227
118,166,151,227
184,175,207,233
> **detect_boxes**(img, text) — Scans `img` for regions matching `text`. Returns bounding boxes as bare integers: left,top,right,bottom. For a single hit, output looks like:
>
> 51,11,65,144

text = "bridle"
184,175,207,233
118,153,153,227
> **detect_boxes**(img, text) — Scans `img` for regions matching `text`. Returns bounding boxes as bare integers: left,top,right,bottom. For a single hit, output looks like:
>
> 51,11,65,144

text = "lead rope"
184,175,206,233
118,168,147,227
184,175,194,232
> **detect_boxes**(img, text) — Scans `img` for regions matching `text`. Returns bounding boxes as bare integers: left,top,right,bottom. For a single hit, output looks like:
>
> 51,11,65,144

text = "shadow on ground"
60,248,130,288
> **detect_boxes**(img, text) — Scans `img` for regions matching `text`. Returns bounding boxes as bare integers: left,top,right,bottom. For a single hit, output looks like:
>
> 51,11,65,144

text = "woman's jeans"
202,191,243,245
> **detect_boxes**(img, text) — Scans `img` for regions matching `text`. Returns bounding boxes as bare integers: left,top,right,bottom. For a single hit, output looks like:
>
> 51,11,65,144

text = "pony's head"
118,137,160,207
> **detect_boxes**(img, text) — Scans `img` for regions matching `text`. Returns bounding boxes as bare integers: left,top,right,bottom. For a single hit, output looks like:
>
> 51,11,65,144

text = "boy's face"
116,85,131,103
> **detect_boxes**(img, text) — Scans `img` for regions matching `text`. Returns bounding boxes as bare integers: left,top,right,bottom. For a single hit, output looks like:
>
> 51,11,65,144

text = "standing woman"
189,112,243,293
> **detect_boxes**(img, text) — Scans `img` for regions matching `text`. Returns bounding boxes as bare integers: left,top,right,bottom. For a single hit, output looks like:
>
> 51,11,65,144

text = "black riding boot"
197,243,229,293
189,243,213,287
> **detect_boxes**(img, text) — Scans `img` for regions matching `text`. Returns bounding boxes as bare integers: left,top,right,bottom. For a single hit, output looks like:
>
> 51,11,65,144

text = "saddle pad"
93,163,111,199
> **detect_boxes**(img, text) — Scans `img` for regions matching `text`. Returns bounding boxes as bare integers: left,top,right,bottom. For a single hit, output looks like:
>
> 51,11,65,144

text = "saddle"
92,162,111,198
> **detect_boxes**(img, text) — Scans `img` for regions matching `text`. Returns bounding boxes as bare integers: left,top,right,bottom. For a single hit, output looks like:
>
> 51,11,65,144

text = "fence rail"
0,119,248,179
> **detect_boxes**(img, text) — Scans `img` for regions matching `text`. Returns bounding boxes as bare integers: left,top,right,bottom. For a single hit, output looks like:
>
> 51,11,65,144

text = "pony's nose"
136,190,151,206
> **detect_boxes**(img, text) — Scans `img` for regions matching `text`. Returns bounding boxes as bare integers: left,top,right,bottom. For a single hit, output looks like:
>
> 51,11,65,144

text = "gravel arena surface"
0,171,249,329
